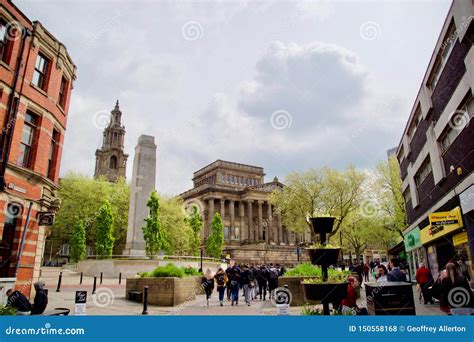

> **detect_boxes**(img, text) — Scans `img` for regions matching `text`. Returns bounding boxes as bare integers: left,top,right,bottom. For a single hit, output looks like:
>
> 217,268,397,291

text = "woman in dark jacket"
202,269,214,306
440,262,473,313
213,268,228,307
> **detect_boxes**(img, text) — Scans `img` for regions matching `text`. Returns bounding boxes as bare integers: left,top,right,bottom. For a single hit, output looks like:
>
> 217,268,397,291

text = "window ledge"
0,60,13,72
30,83,48,97
56,103,66,116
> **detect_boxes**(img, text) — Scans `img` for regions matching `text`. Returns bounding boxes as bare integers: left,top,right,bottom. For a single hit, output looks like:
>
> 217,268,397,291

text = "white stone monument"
123,135,157,256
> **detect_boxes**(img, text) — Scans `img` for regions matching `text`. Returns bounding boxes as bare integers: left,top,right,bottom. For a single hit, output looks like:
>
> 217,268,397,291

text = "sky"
16,0,452,195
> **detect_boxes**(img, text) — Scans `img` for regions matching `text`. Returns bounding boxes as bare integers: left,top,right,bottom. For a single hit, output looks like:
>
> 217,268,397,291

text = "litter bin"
365,281,415,315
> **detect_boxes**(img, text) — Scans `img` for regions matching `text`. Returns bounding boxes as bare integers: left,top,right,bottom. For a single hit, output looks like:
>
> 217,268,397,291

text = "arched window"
109,155,117,169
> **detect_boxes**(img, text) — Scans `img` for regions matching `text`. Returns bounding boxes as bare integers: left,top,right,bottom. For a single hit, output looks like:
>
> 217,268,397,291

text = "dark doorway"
436,241,456,271
0,204,20,277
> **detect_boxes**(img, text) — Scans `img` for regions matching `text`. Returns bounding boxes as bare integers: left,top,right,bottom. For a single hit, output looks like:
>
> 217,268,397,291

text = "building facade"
396,0,473,280
180,160,309,264
94,100,128,182
0,0,76,297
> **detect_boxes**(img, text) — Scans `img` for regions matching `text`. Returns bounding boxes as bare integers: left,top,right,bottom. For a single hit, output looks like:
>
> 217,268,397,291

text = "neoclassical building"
180,160,309,264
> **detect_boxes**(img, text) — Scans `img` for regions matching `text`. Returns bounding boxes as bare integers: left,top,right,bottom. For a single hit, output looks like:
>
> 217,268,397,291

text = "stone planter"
126,276,202,306
278,276,319,306
307,248,341,266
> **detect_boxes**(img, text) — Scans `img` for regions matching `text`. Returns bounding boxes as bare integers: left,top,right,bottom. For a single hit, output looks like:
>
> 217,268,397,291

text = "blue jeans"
217,286,226,301
231,283,240,302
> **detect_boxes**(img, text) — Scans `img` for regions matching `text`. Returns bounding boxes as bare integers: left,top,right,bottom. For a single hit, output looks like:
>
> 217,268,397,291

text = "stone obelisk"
123,135,157,256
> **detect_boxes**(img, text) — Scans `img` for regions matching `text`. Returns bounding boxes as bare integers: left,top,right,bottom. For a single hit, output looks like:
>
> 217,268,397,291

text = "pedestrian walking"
214,268,228,307
257,265,269,300
363,263,370,282
228,263,242,306
387,259,407,282
202,269,214,306
268,263,279,299
440,262,473,313
415,263,434,305
241,265,252,306
376,264,388,283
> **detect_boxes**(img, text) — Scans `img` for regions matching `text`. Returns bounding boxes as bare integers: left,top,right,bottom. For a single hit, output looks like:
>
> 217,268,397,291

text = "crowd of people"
201,261,286,306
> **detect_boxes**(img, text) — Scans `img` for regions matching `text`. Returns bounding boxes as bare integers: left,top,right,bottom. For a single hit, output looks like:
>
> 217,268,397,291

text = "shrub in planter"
307,247,341,266
140,263,201,278
0,306,16,316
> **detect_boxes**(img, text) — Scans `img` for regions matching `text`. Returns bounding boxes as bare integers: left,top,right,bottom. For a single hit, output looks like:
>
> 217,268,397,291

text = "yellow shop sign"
420,207,464,244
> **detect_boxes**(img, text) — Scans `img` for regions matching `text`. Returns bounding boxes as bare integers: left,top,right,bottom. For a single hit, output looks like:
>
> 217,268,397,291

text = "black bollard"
100,272,103,284
142,286,149,315
92,276,97,294
119,272,122,285
56,272,62,292
79,272,83,285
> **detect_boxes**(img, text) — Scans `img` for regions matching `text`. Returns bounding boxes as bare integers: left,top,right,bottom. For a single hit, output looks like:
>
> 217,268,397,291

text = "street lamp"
199,247,203,272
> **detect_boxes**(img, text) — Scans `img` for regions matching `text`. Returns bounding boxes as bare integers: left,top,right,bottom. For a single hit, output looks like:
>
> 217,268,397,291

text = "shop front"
420,206,467,279
403,226,426,281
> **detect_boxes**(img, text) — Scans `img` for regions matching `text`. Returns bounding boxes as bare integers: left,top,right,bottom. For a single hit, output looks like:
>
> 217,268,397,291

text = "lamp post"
199,247,203,272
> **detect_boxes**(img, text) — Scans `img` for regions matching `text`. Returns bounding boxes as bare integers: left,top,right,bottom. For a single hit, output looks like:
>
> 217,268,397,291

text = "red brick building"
0,0,76,297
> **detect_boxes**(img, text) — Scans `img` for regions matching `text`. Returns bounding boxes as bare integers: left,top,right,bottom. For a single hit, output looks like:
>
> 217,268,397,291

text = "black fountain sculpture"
301,217,348,315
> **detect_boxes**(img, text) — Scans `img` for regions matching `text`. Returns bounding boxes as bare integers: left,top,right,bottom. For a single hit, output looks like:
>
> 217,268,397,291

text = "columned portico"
180,160,294,262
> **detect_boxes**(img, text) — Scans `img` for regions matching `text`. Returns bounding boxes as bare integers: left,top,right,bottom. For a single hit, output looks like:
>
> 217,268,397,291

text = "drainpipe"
14,201,33,277
0,27,32,191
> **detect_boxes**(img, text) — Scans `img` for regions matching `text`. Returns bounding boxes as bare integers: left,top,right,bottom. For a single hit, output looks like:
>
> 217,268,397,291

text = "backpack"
216,275,225,286
269,268,279,280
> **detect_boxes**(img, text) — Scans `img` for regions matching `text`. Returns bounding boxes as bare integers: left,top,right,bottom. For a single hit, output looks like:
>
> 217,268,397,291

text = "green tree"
159,196,192,255
206,212,224,258
373,156,407,239
186,206,203,256
69,220,86,263
47,173,129,256
270,166,365,240
95,201,115,259
142,191,168,258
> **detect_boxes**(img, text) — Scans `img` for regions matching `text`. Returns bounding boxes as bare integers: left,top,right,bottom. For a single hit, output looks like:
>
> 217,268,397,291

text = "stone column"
220,199,225,220
247,200,253,242
239,201,245,242
267,202,272,244
208,198,214,239
230,200,235,240
258,201,263,241
220,199,227,241
123,135,157,256
277,212,283,244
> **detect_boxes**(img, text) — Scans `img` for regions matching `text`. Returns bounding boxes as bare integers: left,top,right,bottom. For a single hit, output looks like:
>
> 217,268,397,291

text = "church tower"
94,101,128,182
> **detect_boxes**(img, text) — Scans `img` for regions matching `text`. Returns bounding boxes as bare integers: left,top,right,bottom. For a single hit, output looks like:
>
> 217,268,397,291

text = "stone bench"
127,290,143,302
40,308,70,316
